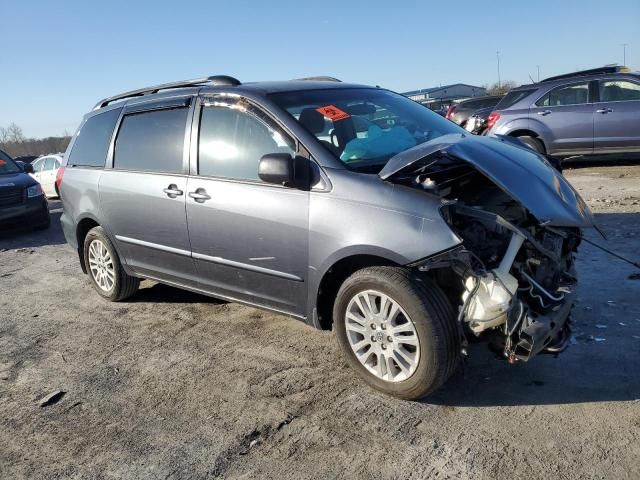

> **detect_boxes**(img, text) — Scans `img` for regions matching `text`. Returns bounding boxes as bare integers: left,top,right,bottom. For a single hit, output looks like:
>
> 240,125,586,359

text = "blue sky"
2,0,639,138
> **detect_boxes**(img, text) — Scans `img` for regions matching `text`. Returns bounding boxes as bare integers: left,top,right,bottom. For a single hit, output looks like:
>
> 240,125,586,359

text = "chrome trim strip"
115,235,191,257
192,252,303,282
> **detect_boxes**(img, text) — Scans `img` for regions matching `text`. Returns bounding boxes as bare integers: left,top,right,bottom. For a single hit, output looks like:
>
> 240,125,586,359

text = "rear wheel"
83,226,139,301
515,135,545,154
334,267,460,400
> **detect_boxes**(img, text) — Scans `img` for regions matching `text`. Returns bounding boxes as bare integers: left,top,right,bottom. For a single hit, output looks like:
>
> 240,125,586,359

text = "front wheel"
83,226,139,301
334,267,460,400
515,135,545,154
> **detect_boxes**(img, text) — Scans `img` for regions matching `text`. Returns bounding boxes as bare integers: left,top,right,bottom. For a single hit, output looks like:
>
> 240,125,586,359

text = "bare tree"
0,122,71,157
485,80,517,96
7,123,25,143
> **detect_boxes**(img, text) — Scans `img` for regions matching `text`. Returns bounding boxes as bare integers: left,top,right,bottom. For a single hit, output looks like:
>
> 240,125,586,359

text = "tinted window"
114,108,188,173
198,105,295,181
536,82,589,107
495,89,536,109
599,80,640,102
67,108,121,167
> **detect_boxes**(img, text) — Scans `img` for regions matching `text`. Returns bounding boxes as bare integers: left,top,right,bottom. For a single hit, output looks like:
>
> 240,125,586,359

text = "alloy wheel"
88,239,115,292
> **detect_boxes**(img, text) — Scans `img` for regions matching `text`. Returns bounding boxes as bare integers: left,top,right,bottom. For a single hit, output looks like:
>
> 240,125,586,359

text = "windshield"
0,149,21,175
270,88,463,172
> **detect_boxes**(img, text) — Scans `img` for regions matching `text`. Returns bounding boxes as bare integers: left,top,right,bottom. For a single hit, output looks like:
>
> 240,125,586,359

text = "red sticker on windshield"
316,105,350,121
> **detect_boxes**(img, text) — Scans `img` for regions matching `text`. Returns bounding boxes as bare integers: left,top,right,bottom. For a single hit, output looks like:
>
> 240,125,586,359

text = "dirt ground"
1,162,639,480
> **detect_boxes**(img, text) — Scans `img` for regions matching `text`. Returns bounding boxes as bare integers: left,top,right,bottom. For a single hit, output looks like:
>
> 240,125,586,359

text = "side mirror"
258,153,295,186
16,161,34,174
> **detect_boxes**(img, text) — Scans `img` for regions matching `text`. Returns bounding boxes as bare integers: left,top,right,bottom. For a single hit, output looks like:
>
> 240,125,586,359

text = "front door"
529,81,593,155
594,78,640,153
98,100,199,287
186,97,309,316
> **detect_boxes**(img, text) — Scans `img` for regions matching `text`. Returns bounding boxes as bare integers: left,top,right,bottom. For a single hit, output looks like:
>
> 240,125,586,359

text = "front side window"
32,158,45,173
198,103,295,181
44,157,56,171
599,80,640,102
536,82,590,107
114,107,188,174
68,108,121,168
270,88,461,173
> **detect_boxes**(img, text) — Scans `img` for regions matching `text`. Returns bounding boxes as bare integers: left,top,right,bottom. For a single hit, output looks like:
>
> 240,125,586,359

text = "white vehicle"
30,154,63,198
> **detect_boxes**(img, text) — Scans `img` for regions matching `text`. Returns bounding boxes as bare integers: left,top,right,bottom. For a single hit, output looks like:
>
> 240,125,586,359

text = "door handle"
188,188,211,203
596,107,613,114
163,184,183,198
537,110,552,116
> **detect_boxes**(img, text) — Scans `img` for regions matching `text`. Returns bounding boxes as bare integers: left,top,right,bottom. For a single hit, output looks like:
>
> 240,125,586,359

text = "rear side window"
67,108,121,167
114,108,188,173
198,105,295,181
536,82,589,107
495,89,536,109
599,80,640,102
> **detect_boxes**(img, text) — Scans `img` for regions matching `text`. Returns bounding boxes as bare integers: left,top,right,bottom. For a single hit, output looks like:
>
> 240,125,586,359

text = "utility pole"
537,65,540,82
496,51,501,88
622,44,627,65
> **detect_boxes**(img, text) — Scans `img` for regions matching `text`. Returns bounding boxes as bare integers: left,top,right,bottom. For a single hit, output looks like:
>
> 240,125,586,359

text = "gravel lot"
1,163,639,479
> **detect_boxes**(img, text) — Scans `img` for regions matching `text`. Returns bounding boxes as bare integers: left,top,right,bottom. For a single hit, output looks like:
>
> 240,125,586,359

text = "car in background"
485,66,640,157
0,148,49,230
30,154,64,198
13,155,39,164
464,105,494,135
445,96,502,127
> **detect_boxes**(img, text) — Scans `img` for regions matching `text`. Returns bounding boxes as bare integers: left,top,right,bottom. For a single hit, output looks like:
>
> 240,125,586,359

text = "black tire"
515,135,545,154
334,267,459,400
83,226,139,301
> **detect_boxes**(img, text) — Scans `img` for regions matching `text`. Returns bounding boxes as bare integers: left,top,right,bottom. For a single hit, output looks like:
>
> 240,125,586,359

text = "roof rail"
294,76,342,82
93,75,241,110
541,65,630,83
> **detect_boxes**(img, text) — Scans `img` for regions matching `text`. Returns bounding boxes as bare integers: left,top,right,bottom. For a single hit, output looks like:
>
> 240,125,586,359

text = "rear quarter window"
495,89,536,109
67,108,121,168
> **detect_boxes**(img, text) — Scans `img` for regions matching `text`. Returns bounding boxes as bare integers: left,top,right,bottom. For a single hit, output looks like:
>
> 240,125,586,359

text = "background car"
13,155,39,164
0,148,49,230
464,105,494,135
29,153,63,198
445,95,503,127
485,65,640,157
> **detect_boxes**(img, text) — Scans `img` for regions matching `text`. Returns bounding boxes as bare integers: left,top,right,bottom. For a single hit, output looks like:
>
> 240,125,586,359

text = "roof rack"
93,75,241,110
541,65,630,83
294,76,342,82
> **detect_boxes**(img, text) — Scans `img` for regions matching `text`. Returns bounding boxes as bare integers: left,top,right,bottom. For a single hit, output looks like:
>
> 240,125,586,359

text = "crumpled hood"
379,133,596,228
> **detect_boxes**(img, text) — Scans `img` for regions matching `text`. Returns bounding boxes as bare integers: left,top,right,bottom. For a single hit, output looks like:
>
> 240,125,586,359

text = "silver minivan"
59,75,595,399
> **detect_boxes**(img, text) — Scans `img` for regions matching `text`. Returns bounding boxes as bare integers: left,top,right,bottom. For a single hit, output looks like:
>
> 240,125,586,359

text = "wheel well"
509,129,544,143
76,218,100,273
316,255,398,330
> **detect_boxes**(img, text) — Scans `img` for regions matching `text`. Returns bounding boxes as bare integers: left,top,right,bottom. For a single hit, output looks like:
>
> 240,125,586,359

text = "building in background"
402,83,487,111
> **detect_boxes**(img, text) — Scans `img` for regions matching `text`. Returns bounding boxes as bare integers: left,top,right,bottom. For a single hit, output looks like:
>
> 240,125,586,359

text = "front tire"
83,226,139,301
334,267,459,400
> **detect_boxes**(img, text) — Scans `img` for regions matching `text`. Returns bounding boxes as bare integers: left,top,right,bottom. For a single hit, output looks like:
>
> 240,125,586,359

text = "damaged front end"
383,134,595,363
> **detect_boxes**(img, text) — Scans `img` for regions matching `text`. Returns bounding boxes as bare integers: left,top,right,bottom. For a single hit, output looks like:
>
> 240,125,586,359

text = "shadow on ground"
0,200,66,249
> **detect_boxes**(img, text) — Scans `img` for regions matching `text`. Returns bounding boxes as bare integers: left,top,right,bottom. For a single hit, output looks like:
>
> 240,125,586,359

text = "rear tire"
83,226,139,301
515,135,545,154
334,267,459,400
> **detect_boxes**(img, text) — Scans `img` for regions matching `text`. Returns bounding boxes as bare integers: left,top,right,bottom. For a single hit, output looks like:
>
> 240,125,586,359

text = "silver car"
59,75,595,399
486,66,640,156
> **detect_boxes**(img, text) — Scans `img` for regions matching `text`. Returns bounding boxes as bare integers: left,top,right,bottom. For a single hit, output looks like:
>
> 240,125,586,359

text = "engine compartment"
393,153,580,362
